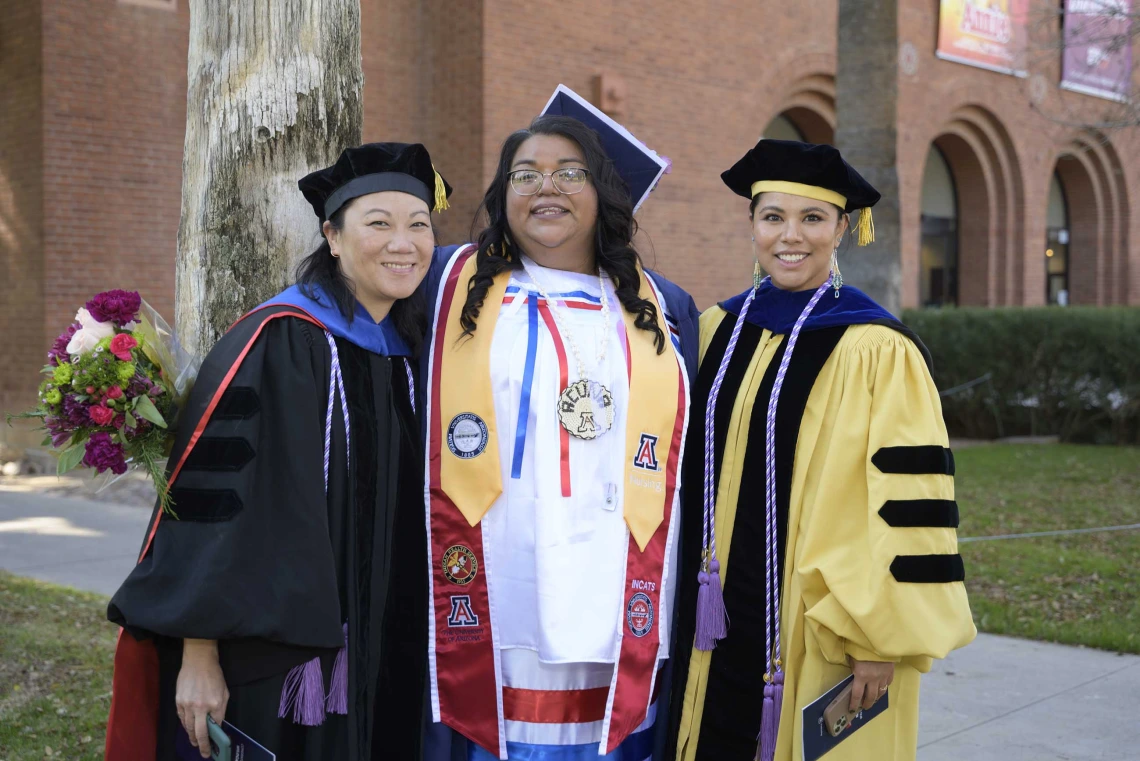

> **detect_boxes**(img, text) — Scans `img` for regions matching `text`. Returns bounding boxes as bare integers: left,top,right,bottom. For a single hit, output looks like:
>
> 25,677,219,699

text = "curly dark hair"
459,115,665,353
294,201,428,356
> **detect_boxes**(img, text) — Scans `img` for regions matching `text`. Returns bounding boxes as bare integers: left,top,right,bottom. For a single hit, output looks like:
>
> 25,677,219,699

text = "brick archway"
1054,134,1130,305
774,72,836,145
927,106,1025,306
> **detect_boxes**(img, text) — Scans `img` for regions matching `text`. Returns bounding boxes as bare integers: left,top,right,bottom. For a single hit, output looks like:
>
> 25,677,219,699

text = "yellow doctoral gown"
669,301,976,761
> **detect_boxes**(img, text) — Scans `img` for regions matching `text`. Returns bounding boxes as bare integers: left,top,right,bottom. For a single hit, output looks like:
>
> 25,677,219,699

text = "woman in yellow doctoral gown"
665,139,976,761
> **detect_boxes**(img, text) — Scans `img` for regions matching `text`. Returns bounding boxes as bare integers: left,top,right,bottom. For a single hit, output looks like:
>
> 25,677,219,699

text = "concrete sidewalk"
0,488,1137,759
0,487,150,596
920,634,1138,760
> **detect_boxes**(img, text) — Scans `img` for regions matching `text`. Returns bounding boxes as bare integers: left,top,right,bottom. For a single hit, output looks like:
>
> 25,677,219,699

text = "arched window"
763,114,805,142
919,146,958,307
1045,173,1070,306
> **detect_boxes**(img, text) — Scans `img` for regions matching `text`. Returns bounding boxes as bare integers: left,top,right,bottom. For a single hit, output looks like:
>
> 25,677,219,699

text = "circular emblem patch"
556,379,615,440
626,592,654,638
442,544,479,586
447,413,488,459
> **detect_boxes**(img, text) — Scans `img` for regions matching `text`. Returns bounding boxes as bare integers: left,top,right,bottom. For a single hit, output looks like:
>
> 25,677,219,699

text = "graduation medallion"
557,379,614,440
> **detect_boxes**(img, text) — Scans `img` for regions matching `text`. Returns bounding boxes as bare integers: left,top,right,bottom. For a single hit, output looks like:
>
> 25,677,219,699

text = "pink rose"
107,385,124,400
110,333,138,362
89,405,114,426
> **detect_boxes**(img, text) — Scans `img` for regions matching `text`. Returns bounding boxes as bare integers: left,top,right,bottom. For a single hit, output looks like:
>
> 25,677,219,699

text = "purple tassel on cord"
326,623,348,714
756,671,784,761
695,558,729,650
278,656,327,726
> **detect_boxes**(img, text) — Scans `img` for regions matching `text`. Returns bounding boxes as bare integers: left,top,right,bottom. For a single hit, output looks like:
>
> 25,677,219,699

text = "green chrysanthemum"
52,363,74,385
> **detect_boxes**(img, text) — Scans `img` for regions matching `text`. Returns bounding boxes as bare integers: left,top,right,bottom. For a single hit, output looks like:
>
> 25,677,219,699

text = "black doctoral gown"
107,303,427,761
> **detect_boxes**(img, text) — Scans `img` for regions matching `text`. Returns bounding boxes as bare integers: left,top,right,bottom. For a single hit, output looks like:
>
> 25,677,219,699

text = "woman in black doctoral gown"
104,142,453,761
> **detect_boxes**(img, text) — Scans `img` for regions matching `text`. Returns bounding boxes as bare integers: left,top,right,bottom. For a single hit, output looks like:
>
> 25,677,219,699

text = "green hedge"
901,307,1140,445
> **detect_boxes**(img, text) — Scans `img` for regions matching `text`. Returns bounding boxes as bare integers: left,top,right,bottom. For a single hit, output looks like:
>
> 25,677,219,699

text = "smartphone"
206,717,232,761
821,683,863,737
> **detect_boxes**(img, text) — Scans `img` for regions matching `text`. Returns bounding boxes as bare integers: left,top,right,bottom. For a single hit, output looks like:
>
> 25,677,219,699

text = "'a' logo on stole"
633,433,660,471
447,595,480,627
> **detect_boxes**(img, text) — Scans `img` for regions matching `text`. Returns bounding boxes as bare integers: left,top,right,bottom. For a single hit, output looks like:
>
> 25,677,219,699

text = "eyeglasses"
508,167,591,196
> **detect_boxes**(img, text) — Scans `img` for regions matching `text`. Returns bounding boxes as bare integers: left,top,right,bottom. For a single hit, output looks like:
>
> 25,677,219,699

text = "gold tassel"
855,207,875,246
432,165,449,213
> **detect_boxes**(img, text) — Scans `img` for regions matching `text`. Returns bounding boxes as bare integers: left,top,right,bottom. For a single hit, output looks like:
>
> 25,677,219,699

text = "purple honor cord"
322,331,351,493
697,275,835,761
758,276,831,761
695,287,759,650
282,330,353,727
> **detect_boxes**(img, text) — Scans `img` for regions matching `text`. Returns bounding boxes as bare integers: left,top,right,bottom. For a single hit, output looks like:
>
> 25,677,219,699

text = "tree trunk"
176,0,363,359
835,0,901,315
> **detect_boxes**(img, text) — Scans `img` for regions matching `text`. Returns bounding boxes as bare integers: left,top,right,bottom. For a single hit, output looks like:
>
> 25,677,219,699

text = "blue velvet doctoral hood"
260,284,412,356
720,279,894,335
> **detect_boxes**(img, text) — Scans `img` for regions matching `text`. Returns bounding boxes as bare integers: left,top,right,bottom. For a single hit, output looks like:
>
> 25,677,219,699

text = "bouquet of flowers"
11,290,198,514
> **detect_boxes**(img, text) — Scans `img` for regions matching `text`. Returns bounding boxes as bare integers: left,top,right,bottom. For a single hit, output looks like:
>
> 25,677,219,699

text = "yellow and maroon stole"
425,245,689,757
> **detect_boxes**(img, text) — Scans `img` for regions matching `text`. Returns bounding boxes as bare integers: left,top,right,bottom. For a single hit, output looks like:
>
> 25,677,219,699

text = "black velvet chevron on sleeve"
878,499,960,528
872,445,955,476
165,488,243,522
213,386,261,420
890,553,966,583
180,437,256,473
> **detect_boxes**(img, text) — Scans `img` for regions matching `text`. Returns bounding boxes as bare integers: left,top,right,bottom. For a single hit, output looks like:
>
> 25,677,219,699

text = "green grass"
956,444,1140,653
0,572,117,760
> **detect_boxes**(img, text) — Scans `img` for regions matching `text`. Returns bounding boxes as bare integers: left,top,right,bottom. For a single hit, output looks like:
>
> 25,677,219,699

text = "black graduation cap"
540,85,670,214
299,142,452,223
722,139,881,245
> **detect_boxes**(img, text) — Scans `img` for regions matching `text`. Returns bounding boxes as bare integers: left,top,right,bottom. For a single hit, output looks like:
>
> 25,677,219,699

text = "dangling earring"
753,258,763,289
830,247,843,298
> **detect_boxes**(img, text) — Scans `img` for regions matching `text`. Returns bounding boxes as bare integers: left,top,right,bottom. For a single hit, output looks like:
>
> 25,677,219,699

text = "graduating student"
421,88,699,761
104,143,453,761
666,139,976,761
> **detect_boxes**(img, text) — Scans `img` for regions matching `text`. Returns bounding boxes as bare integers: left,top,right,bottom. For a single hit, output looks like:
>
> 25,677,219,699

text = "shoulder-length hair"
459,115,664,353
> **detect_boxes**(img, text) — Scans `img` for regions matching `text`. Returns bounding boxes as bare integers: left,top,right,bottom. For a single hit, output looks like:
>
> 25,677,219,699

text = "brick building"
3,0,1138,447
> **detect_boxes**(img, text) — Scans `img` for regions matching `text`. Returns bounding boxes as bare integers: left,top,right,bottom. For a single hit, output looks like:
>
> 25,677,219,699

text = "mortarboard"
299,142,452,223
721,139,880,246
540,84,670,214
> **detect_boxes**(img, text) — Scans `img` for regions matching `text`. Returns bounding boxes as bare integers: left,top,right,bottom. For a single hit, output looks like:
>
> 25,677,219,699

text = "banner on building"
1061,0,1133,102
937,0,1029,76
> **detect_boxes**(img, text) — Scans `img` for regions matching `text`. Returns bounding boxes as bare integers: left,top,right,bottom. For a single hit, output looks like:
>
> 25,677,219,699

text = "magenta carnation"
48,324,79,366
86,290,141,326
82,432,128,475
89,404,115,427
110,333,138,361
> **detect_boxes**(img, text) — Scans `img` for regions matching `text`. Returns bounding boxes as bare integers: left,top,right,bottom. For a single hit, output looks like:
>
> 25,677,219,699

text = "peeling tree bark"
836,0,901,314
176,0,363,359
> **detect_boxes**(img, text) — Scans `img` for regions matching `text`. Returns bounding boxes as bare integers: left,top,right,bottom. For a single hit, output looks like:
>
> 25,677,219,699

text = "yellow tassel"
855,207,875,246
432,165,449,213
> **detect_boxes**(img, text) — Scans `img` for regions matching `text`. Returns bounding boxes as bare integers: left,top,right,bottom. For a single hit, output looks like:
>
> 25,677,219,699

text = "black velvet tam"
299,142,453,222
721,138,880,212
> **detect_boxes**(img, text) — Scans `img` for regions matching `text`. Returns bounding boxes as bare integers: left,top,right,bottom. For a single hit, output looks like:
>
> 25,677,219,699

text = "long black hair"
294,201,428,356
460,115,665,353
